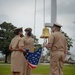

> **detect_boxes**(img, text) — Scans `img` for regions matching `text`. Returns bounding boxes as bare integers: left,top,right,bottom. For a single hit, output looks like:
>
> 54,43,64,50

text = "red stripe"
28,63,36,69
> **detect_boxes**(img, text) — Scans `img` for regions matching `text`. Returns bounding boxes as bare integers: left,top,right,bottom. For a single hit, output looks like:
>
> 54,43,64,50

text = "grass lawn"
0,62,75,75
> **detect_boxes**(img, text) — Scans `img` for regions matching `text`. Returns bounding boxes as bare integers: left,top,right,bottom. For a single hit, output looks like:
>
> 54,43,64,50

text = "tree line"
0,22,41,63
0,22,73,63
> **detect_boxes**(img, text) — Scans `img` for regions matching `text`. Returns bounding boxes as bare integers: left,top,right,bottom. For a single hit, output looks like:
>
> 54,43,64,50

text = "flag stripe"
24,47,42,69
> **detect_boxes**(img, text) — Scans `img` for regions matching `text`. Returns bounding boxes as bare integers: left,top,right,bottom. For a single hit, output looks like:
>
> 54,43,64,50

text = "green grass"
63,65,75,75
0,63,75,75
32,64,50,74
0,64,11,74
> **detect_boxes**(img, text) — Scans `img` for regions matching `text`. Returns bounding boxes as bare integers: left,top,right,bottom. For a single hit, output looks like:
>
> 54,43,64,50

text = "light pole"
51,0,57,26
45,0,57,27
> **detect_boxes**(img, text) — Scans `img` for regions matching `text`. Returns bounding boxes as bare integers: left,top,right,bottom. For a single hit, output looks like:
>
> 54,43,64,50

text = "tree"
32,34,42,51
61,31,73,50
0,22,16,63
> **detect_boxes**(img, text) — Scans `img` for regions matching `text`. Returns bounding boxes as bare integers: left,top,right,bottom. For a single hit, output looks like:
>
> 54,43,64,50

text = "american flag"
23,47,42,69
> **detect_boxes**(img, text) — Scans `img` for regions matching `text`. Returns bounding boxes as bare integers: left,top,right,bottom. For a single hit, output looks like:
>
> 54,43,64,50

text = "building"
65,51,75,64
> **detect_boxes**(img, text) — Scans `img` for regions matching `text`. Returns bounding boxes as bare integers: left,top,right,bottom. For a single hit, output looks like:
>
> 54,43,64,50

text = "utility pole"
45,0,57,27
51,0,57,26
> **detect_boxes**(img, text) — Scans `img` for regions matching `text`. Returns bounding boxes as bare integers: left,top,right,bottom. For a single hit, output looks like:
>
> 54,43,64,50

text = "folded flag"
23,47,42,69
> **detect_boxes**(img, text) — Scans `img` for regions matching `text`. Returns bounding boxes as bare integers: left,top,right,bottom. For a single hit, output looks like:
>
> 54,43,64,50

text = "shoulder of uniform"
24,36,27,38
51,33,55,36
12,37,16,41
30,37,33,40
18,37,23,41
53,32,59,35
11,38,14,42
32,38,34,41
30,37,34,41
49,33,55,39
22,36,25,39
22,37,26,41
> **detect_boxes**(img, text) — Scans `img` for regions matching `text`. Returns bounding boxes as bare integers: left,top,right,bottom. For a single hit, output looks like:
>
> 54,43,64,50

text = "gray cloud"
57,0,75,14
0,0,75,53
0,0,75,40
40,0,75,15
0,14,10,23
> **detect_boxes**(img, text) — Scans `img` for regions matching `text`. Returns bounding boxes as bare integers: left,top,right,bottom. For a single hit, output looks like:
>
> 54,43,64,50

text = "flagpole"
34,0,36,35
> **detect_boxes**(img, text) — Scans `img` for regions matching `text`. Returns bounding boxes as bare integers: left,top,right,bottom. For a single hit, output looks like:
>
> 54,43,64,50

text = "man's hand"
43,42,47,47
43,42,51,49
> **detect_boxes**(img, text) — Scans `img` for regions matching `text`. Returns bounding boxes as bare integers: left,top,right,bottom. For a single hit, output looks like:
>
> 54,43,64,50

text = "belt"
51,50,64,52
12,50,20,51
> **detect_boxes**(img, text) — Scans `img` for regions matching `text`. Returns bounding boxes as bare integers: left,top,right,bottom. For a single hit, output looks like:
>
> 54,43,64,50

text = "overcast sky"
0,0,75,54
